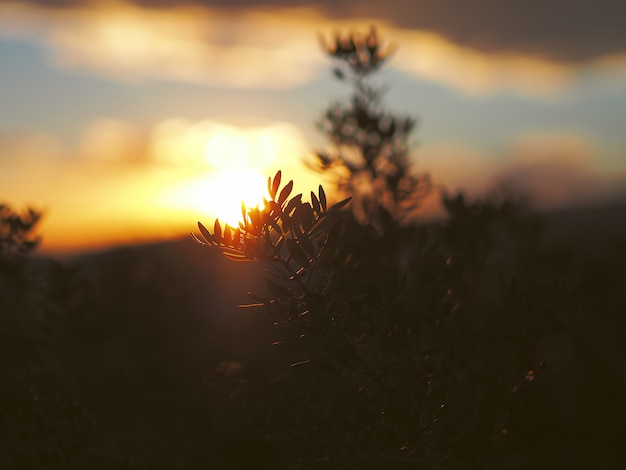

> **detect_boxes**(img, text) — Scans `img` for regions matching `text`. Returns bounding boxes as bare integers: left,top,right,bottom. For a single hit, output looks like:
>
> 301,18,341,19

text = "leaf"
310,191,321,215
233,227,241,246
190,231,208,246
271,170,282,199
222,251,249,261
284,193,302,216
273,235,286,256
278,180,294,206
269,218,283,235
293,203,312,229
223,224,232,245
250,207,261,231
327,197,352,213
290,267,306,281
318,185,327,211
326,222,342,245
197,222,215,245
291,360,310,368
239,302,265,309
213,219,222,243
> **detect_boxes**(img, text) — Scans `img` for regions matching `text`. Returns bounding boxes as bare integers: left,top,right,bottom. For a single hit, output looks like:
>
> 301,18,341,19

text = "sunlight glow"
204,170,267,227
155,122,288,227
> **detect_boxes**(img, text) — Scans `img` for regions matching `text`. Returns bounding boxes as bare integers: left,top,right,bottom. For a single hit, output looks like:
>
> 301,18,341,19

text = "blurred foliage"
0,203,41,284
312,27,431,229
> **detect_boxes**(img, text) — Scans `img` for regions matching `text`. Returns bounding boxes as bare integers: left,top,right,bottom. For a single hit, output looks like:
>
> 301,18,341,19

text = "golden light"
203,170,267,227
155,121,281,228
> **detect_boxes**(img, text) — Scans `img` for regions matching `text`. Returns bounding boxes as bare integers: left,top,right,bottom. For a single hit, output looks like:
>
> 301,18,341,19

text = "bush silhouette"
194,27,626,469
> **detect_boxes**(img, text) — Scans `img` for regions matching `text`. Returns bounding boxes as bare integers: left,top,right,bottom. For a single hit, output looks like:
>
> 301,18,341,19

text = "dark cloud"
18,0,626,62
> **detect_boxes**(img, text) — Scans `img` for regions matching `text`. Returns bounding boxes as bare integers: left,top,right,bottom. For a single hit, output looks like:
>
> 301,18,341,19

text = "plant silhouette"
311,26,431,230
193,27,626,469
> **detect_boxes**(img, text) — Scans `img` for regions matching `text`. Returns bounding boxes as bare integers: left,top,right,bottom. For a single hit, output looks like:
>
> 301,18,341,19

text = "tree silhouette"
312,26,431,229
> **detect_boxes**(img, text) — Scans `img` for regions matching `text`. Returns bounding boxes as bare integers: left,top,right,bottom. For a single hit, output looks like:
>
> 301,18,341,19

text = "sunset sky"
2,0,626,253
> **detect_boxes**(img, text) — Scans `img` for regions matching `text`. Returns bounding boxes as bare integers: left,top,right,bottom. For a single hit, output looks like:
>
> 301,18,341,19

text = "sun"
203,169,268,227
154,123,275,227
153,120,316,233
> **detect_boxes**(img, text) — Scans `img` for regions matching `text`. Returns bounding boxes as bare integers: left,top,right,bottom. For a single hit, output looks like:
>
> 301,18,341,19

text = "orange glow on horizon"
28,119,315,254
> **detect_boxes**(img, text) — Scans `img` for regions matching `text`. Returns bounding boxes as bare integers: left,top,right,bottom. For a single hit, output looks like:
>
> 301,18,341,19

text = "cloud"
392,30,576,95
13,0,626,62
0,1,326,88
2,1,626,96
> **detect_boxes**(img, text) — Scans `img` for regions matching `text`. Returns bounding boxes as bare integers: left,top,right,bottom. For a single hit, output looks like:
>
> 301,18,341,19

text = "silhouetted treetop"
313,26,431,229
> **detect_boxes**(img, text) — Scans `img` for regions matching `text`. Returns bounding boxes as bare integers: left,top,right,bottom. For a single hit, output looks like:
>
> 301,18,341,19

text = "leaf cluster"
193,170,350,271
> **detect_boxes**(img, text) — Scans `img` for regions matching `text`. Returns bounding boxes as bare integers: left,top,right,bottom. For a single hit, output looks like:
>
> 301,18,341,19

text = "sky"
1,0,626,253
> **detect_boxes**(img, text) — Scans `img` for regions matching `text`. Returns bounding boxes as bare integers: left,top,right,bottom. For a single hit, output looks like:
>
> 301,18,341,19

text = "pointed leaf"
198,222,215,245
190,232,208,246
239,302,265,309
310,191,321,215
284,193,302,216
326,222,342,245
222,251,249,261
271,170,282,199
318,185,327,211
290,267,306,281
278,180,294,206
269,218,283,235
327,197,352,213
213,219,222,242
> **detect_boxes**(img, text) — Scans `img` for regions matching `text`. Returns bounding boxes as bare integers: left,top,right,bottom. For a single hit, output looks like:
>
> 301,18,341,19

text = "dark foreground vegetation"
2,197,626,469
3,28,626,469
